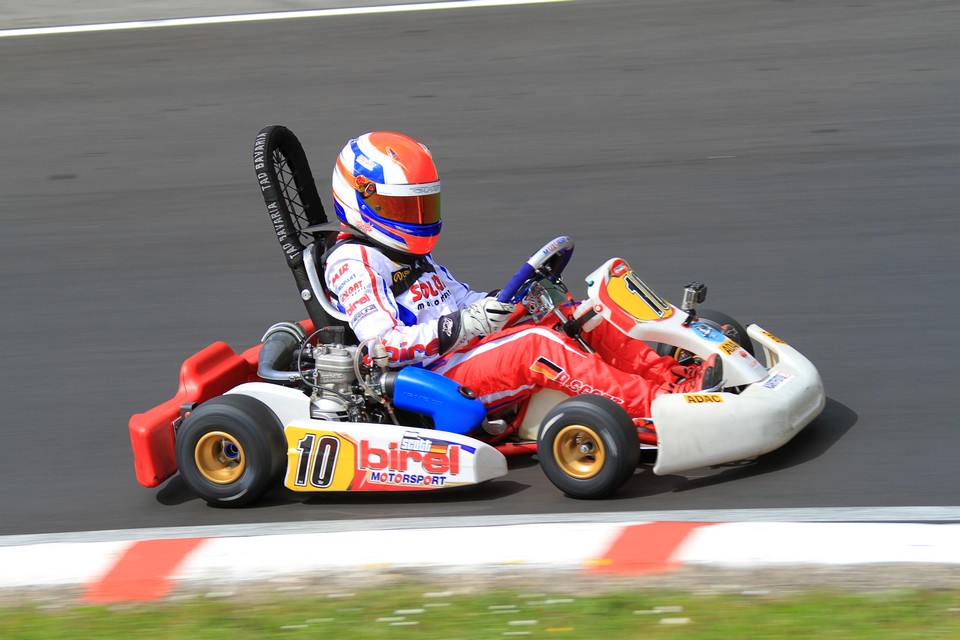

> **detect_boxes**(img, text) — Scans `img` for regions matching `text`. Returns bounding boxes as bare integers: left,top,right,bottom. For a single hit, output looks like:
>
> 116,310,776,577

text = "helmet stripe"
349,137,385,183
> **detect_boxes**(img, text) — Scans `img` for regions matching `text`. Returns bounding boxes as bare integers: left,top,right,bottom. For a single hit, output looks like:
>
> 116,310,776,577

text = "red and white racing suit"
325,241,682,421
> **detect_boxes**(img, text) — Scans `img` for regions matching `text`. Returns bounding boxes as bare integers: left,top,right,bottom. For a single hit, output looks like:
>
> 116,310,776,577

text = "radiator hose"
257,321,306,382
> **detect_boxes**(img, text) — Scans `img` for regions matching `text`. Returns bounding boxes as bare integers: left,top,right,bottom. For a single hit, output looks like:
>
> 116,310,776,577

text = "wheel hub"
553,424,605,479
194,431,246,485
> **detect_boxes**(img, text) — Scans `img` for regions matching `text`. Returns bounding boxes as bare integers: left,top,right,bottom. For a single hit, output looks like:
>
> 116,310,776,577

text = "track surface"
1,0,957,536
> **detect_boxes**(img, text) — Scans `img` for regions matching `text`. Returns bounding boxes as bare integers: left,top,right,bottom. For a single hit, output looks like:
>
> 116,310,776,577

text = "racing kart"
128,126,826,506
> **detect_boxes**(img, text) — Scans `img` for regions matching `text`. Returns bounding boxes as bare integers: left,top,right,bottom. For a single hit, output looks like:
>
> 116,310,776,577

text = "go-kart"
128,126,825,506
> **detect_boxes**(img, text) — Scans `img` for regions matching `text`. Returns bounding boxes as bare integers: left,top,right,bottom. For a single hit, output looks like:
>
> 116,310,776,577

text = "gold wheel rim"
194,431,246,484
552,425,605,480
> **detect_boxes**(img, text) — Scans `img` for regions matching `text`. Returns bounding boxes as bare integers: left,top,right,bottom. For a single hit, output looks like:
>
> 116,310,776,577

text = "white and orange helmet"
332,132,441,256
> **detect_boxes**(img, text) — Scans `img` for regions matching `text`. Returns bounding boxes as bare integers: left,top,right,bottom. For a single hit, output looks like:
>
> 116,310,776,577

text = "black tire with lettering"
537,395,639,499
253,125,347,332
253,125,328,261
175,394,286,507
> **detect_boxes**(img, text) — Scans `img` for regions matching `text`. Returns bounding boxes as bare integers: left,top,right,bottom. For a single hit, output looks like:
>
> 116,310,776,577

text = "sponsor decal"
351,304,378,324
761,330,787,345
354,174,376,197
345,294,371,316
384,338,440,362
762,371,794,391
369,471,449,486
333,272,357,291
719,339,739,355
355,220,374,234
339,281,364,299
440,316,454,338
409,184,440,195
691,321,726,343
410,275,447,302
330,263,350,285
393,268,412,283
355,154,377,172
253,132,267,171
684,394,724,404
359,434,461,477
530,357,624,405
540,236,569,257
265,201,298,259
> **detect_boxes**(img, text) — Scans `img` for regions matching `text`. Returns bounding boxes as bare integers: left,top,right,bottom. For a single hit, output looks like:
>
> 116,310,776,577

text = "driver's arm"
325,247,512,366
327,252,442,366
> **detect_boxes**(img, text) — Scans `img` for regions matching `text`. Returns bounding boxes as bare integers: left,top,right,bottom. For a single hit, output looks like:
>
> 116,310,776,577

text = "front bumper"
651,324,826,476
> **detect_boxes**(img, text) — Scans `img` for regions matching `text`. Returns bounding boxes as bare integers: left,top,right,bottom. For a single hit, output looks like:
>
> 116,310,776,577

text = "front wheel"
655,308,755,363
537,395,639,499
174,394,286,507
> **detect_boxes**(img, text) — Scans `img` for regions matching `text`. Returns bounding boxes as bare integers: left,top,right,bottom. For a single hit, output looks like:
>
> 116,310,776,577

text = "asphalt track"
0,0,957,537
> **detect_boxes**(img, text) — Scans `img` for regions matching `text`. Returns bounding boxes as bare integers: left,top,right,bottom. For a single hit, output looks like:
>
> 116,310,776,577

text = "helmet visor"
365,189,441,225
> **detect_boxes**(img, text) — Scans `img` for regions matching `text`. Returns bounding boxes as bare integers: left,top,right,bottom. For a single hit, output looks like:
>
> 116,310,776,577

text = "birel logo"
383,338,440,362
360,434,460,475
345,294,371,316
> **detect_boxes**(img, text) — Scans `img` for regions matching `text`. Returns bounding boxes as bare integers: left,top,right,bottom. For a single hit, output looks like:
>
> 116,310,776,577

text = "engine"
256,322,387,423
256,321,487,435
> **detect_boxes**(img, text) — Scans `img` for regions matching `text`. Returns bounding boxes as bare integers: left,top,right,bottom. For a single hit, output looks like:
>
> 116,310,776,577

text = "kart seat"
302,236,351,328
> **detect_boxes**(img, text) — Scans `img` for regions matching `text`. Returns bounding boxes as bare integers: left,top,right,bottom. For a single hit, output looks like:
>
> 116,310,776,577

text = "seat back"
253,125,355,342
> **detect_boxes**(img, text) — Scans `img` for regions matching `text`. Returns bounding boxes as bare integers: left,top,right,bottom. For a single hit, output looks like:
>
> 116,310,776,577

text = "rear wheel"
537,395,639,499
175,394,286,507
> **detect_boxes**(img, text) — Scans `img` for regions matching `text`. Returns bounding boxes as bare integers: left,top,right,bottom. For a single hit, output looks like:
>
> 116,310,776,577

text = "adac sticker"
719,339,740,355
684,393,724,404
761,330,787,345
761,371,794,391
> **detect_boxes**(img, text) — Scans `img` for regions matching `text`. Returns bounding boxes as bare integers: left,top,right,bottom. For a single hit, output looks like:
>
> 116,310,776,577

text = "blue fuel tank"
388,367,486,435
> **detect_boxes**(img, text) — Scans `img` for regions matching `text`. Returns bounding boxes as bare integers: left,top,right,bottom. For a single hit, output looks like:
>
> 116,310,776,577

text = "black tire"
254,125,328,261
655,308,755,362
175,394,286,507
537,395,640,499
254,125,351,335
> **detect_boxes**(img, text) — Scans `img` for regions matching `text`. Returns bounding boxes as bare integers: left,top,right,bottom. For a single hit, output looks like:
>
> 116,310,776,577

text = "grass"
3,585,960,639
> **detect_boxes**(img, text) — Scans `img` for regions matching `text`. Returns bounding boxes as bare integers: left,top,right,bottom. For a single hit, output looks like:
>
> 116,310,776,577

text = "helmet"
332,132,441,256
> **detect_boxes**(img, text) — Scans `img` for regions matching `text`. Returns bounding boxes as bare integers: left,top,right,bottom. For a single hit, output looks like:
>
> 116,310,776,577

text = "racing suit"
324,240,683,421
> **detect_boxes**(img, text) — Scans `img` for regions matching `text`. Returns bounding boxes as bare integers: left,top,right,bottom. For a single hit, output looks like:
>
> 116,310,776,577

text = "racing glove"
438,298,516,354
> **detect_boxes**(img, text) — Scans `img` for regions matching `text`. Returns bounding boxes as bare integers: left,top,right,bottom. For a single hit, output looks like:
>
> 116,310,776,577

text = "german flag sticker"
531,356,563,380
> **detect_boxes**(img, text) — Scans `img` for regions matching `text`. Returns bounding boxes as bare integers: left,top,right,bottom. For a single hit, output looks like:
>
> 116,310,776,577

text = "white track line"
3,507,960,547
0,0,573,39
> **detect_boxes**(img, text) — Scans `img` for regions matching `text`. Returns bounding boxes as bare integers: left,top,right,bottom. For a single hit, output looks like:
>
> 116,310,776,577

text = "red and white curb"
3,519,959,603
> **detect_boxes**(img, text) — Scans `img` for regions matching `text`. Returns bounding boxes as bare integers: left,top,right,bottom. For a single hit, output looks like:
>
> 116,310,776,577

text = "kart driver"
323,131,721,427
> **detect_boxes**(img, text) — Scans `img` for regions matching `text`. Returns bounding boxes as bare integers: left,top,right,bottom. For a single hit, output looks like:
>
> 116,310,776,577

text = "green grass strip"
3,587,960,639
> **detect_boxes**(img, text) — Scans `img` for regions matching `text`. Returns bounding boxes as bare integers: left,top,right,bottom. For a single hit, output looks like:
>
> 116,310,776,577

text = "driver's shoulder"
325,241,399,281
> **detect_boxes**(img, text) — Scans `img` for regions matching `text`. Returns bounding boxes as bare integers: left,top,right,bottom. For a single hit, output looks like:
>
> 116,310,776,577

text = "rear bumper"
128,341,261,487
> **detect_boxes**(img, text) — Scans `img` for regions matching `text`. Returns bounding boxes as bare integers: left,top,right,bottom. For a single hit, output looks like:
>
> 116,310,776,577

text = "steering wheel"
497,236,574,303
